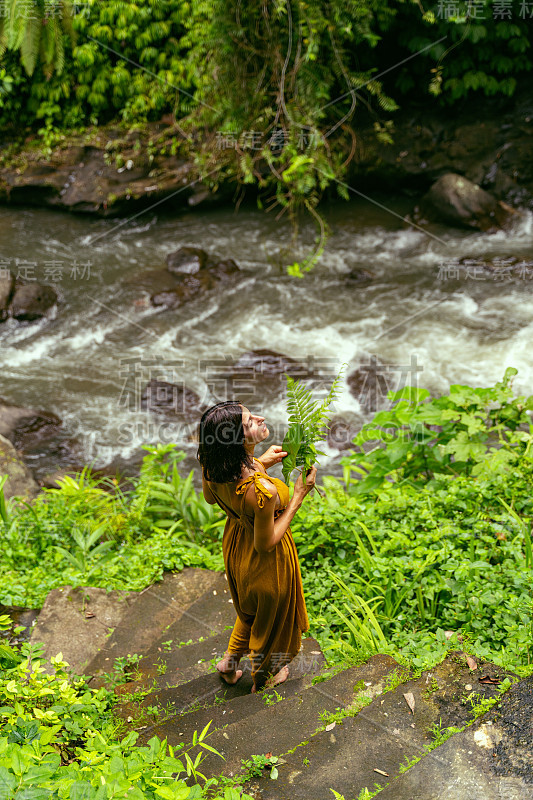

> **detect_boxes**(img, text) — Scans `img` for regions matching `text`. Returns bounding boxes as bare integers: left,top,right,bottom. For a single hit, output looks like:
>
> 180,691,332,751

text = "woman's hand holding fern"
258,445,288,470
293,465,317,502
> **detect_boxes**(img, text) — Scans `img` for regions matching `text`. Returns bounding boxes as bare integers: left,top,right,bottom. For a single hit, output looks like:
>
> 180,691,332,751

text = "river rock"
166,246,209,275
327,413,363,451
345,268,375,283
9,282,58,320
0,270,15,322
0,433,39,503
140,378,206,418
0,399,62,449
418,173,516,231
347,356,395,412
151,252,241,309
213,349,319,407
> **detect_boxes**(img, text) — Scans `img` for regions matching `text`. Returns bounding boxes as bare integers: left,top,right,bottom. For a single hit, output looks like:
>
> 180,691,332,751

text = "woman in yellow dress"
197,400,316,692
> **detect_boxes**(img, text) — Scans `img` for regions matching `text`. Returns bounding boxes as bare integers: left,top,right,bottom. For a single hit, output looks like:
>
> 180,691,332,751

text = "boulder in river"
9,282,58,321
348,356,398,412
140,378,206,418
214,349,321,407
327,413,364,451
0,398,63,450
166,246,209,275
0,270,15,322
151,248,241,309
0,398,83,484
418,173,517,231
0,433,39,503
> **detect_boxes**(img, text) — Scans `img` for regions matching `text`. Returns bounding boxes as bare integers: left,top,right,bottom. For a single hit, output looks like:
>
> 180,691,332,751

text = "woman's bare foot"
216,654,243,685
251,664,289,693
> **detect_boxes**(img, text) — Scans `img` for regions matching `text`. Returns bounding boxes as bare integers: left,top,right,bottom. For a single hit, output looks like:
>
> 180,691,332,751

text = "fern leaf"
282,363,347,483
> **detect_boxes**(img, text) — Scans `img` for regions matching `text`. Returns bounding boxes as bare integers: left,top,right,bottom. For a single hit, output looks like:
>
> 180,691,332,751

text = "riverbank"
1,85,532,218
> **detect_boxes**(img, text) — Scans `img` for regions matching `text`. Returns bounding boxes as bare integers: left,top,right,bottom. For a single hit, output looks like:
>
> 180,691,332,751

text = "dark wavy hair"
196,400,254,483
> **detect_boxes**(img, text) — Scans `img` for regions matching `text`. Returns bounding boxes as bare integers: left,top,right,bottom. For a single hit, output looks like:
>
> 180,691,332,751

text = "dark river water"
1,195,532,483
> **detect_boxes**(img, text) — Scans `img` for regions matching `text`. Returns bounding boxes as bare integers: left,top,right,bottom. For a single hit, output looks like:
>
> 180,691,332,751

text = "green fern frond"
20,16,40,76
282,363,347,484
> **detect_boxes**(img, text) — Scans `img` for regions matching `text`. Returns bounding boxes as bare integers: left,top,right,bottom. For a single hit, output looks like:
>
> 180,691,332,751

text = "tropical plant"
281,363,346,486
342,367,533,495
52,521,116,575
0,0,75,77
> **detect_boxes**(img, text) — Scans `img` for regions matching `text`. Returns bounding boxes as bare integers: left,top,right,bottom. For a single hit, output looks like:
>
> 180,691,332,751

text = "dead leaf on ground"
374,768,389,777
466,656,478,671
325,722,336,731
85,611,95,618
403,692,415,713
479,675,500,685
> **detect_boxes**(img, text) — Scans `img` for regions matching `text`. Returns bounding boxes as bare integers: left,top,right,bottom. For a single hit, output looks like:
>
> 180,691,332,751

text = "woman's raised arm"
252,467,317,553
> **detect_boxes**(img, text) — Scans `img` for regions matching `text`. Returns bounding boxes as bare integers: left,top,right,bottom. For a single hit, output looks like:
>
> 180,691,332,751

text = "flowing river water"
1,194,532,484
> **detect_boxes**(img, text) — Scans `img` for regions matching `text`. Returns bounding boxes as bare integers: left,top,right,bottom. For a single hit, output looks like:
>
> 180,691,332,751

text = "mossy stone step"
252,653,514,800
196,654,400,780
131,637,326,748
105,575,236,695
114,629,243,698
86,568,221,687
377,673,533,800
29,585,136,677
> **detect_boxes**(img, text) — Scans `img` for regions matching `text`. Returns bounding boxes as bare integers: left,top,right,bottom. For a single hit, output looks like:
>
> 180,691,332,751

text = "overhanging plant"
281,364,347,496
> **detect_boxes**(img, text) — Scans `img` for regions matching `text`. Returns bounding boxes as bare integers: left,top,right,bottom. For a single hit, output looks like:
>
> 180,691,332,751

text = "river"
1,194,532,485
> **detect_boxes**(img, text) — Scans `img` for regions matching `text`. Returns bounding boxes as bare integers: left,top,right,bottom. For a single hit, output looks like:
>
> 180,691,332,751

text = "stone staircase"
29,568,533,800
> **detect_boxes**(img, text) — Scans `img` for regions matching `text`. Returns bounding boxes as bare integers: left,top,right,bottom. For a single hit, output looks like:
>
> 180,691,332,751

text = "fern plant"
0,0,75,78
281,363,346,490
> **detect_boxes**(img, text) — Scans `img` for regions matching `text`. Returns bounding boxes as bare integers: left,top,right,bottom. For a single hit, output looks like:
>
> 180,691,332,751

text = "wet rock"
10,282,58,320
0,433,39,503
0,126,231,216
345,268,375,283
140,378,206,418
166,246,209,275
347,356,395,412
418,173,517,231
327,413,363,451
0,270,15,322
0,398,62,449
213,349,320,408
210,258,240,281
151,252,241,309
0,398,83,483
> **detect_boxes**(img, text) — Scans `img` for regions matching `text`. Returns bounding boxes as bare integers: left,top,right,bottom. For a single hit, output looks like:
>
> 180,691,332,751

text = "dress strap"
236,471,273,512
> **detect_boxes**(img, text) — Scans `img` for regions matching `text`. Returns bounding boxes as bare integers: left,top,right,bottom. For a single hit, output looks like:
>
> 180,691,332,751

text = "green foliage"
0,635,230,798
0,444,223,608
281,365,346,484
0,0,194,130
341,367,533,496
384,0,532,104
295,442,533,673
0,0,75,78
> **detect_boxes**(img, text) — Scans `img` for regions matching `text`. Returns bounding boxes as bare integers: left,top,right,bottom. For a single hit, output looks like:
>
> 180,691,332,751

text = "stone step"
29,585,136,676
103,573,236,693
86,568,221,686
377,673,533,800
131,637,326,748
114,629,238,697
197,653,401,780
251,652,514,799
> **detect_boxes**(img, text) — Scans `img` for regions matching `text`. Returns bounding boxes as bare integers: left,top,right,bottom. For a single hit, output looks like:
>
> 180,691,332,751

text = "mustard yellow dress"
207,458,309,690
